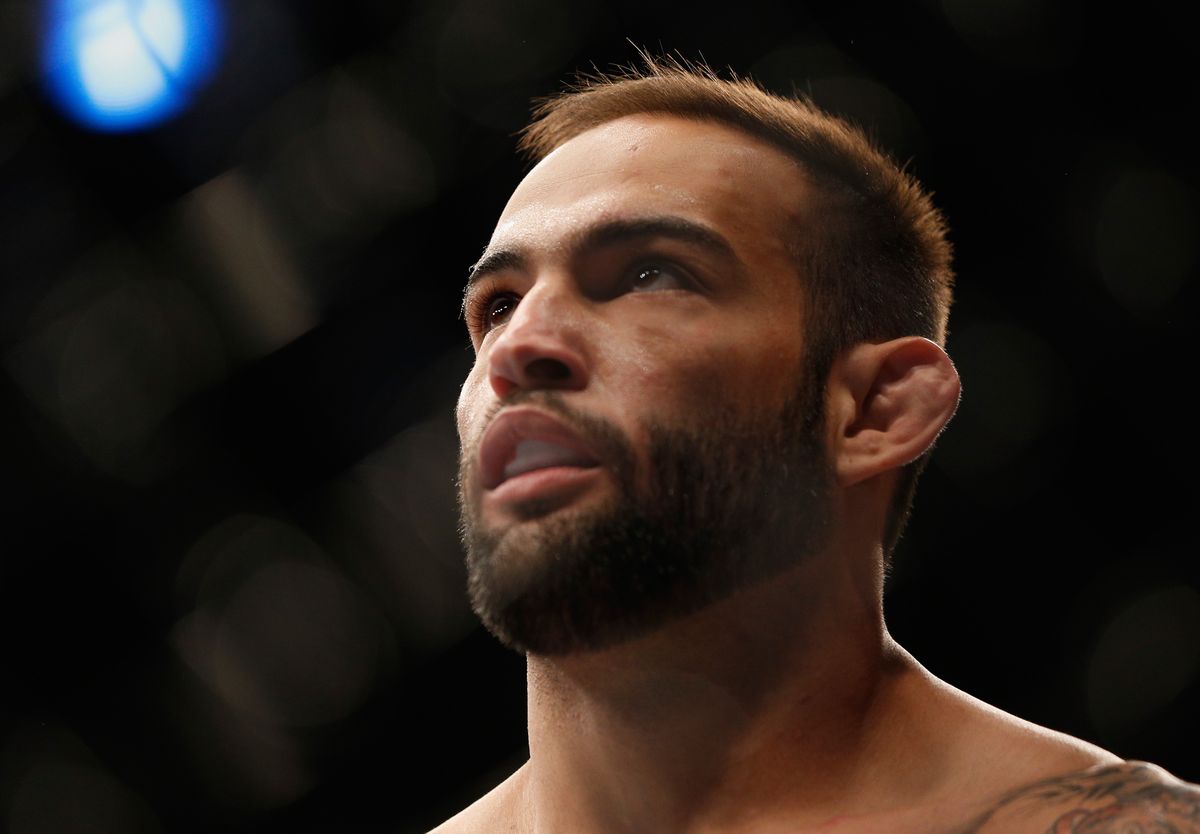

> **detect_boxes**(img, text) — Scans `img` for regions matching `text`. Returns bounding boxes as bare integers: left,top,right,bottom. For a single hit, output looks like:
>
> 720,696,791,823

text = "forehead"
492,114,814,259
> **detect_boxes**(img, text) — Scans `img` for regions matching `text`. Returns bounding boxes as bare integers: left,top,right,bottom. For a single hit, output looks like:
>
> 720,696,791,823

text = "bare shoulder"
964,760,1200,834
902,659,1195,833
426,765,526,834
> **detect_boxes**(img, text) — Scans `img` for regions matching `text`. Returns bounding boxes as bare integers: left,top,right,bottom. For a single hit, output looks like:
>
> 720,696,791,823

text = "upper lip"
479,407,601,490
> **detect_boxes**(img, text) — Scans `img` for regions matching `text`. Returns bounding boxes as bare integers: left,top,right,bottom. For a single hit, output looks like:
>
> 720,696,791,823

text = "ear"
828,337,961,487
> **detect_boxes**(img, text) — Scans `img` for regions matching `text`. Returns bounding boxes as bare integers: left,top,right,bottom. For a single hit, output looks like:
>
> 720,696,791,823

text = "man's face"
456,114,834,655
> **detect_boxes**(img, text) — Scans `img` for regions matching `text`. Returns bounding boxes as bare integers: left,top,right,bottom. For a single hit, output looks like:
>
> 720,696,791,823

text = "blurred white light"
40,0,223,132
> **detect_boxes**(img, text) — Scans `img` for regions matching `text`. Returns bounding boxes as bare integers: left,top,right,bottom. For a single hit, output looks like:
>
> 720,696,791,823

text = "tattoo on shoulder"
963,761,1200,834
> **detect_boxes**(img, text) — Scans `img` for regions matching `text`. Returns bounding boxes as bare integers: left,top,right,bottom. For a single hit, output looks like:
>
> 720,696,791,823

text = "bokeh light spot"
328,402,475,651
40,0,223,131
172,516,391,728
1095,169,1198,311
1086,585,1200,741
6,730,161,834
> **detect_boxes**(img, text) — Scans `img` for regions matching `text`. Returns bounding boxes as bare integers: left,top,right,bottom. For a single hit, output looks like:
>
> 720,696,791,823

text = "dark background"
1,1,1196,831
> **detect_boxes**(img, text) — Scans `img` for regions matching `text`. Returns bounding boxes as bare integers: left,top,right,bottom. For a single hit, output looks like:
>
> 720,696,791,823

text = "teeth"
503,439,594,480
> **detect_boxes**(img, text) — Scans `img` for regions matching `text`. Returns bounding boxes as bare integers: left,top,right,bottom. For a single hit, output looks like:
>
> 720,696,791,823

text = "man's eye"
470,292,518,335
629,264,690,292
488,294,517,324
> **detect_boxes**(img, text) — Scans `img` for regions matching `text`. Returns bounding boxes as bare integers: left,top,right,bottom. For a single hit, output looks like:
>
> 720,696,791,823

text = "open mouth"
501,438,599,482
479,407,601,491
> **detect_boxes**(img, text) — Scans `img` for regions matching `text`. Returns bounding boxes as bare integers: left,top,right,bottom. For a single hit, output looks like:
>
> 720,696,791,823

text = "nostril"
525,357,571,383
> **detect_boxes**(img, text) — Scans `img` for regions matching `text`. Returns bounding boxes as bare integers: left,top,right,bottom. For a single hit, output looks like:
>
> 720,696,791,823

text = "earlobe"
832,337,961,487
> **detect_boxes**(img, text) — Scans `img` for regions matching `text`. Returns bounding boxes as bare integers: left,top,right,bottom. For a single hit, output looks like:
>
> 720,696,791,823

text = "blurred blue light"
40,0,223,132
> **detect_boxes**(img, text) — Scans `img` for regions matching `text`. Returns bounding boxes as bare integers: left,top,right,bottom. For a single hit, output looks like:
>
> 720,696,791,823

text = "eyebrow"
461,215,741,301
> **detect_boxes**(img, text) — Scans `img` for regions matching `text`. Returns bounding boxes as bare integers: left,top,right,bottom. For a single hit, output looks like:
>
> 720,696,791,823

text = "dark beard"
457,381,833,656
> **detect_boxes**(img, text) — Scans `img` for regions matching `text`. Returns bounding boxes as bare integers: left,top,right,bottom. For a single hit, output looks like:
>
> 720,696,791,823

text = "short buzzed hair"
518,55,955,557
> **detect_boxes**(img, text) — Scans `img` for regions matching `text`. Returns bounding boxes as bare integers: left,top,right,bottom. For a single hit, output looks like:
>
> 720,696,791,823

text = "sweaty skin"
439,114,1197,834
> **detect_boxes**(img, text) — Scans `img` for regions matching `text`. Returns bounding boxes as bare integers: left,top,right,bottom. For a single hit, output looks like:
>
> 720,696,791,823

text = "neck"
516,548,924,834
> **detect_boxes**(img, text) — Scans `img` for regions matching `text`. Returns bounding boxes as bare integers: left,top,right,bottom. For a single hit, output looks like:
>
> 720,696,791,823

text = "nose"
486,283,589,400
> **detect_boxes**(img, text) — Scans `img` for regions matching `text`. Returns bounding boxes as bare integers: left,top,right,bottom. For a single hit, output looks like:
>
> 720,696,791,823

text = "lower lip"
485,465,603,509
